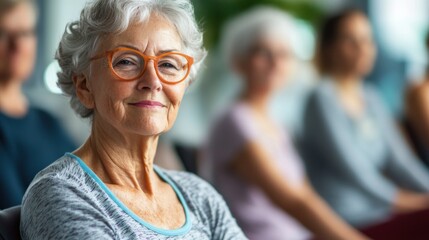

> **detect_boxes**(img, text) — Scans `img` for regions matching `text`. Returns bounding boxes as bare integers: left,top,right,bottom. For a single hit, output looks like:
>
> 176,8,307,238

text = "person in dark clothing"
0,0,75,209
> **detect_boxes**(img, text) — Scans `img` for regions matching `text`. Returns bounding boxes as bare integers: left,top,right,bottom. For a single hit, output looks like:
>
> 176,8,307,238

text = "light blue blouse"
299,80,429,227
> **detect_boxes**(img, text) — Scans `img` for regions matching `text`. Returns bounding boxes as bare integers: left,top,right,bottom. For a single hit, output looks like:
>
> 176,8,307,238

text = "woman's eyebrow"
158,49,180,54
113,44,180,55
115,44,141,51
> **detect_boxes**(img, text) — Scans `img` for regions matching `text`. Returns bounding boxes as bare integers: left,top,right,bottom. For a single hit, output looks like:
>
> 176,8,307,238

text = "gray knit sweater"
21,153,247,240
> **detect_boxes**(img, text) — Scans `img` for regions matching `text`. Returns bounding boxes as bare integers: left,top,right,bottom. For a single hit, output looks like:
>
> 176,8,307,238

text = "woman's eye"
116,59,135,66
159,62,179,70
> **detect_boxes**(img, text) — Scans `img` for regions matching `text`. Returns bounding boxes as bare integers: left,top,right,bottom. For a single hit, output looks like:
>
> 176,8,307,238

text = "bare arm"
229,141,368,240
406,83,429,147
393,189,429,214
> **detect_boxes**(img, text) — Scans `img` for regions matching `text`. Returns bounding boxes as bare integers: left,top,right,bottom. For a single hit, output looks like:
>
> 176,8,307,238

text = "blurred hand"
394,190,429,214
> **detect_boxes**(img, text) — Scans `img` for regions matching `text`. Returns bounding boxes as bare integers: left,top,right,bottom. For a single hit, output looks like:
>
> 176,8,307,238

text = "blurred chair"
174,143,198,174
0,206,21,240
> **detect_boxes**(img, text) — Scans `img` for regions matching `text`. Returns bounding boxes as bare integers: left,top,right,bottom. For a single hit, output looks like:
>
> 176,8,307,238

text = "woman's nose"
137,61,163,92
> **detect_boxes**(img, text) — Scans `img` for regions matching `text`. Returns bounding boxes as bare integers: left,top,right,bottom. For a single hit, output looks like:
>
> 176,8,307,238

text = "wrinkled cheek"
163,82,187,132
94,91,119,119
165,100,181,132
108,98,127,122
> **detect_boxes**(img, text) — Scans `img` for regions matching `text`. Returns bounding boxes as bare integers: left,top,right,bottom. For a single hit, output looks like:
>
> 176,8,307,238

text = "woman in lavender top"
201,6,366,240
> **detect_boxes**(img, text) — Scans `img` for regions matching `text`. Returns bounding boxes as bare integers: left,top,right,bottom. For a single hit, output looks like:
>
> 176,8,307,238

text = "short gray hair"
56,0,206,118
221,6,299,67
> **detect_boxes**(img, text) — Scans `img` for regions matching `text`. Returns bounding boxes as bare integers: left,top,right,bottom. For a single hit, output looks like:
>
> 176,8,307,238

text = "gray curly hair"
56,0,206,118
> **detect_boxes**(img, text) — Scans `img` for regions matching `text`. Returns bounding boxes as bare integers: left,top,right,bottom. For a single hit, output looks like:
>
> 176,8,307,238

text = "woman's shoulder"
210,103,250,131
21,154,107,220
0,106,57,125
211,102,259,140
304,81,336,113
310,80,336,99
27,106,60,123
20,155,118,239
22,154,89,205
28,154,83,184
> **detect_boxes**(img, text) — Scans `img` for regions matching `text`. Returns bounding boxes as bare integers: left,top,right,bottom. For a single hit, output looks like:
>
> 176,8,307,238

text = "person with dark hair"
202,7,367,240
0,0,75,209
300,9,429,239
404,32,429,166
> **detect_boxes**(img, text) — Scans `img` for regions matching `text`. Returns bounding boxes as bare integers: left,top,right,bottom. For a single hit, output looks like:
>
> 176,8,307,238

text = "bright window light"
44,60,62,94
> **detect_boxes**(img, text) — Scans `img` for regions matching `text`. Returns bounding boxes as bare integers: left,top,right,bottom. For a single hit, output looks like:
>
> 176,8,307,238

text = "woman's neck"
0,80,28,117
331,73,362,94
240,88,270,115
75,117,160,196
331,73,365,117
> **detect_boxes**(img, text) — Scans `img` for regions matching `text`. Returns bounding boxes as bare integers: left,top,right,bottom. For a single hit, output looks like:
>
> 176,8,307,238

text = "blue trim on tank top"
66,152,192,236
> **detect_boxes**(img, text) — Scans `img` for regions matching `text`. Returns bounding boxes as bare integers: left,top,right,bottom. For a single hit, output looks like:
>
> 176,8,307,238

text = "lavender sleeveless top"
201,102,310,240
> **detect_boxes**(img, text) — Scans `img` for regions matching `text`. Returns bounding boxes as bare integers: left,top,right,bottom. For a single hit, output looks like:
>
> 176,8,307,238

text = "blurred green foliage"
191,0,324,49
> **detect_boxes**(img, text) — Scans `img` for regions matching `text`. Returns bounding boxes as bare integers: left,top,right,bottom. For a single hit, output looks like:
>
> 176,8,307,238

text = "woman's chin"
118,115,173,137
127,124,169,137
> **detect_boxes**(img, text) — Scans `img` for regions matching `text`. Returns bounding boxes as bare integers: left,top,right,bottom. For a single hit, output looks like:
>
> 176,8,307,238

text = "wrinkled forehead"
95,14,183,55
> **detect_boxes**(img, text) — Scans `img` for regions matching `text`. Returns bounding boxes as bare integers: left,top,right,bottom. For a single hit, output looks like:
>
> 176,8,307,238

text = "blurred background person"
300,9,429,238
404,32,429,167
0,0,75,209
200,7,367,240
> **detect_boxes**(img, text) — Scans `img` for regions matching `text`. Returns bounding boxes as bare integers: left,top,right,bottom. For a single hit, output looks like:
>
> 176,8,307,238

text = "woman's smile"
128,100,167,108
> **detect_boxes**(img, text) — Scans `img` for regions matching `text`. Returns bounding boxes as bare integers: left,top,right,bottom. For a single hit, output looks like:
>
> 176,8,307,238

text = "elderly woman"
201,7,366,240
300,10,429,238
0,0,75,209
20,0,246,239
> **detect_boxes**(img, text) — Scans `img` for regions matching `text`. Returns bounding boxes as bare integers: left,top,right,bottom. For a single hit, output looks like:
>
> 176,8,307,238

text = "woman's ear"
72,73,95,109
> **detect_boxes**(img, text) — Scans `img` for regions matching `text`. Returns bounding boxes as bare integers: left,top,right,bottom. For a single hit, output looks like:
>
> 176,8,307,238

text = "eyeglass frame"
89,47,194,84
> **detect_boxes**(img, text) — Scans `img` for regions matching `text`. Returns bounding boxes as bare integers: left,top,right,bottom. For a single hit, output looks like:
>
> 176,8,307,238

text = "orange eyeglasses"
90,47,194,84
